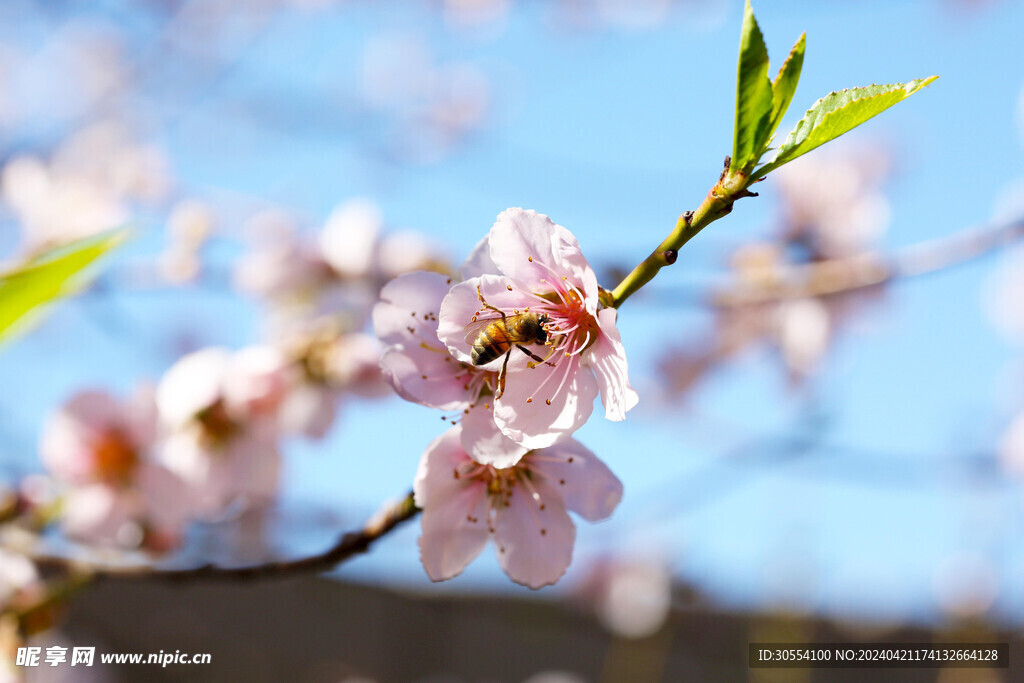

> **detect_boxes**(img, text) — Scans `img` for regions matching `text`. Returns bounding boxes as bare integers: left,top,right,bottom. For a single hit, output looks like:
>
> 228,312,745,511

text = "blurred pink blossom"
774,143,891,260
279,331,388,439
319,199,383,279
1,121,170,252
156,348,287,517
236,200,448,339
39,389,189,550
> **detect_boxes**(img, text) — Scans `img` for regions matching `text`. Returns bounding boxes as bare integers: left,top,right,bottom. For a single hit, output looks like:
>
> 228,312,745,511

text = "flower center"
195,399,241,446
92,429,139,484
531,287,598,360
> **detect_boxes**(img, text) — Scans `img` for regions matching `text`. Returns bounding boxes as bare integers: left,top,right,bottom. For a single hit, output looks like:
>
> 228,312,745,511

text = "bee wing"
462,315,502,346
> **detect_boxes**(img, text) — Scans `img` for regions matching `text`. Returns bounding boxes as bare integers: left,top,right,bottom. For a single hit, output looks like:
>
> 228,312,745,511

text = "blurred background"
2,0,1024,681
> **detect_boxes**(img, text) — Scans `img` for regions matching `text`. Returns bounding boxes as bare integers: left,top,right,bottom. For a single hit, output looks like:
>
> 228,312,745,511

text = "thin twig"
709,219,1024,308
611,156,758,307
22,492,419,583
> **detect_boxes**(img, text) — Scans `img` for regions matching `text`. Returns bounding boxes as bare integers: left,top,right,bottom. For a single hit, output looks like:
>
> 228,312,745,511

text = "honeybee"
466,289,554,398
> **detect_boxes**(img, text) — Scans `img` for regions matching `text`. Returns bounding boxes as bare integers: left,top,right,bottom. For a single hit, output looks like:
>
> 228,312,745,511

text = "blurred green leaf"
756,76,938,176
767,33,806,140
731,0,774,174
0,231,126,344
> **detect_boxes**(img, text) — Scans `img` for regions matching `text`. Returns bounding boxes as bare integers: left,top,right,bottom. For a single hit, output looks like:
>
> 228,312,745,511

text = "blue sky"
4,0,1024,625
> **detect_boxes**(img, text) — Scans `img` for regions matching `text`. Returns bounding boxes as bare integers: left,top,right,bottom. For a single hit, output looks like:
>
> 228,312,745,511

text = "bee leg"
476,285,508,326
516,344,547,367
520,344,558,368
496,349,511,398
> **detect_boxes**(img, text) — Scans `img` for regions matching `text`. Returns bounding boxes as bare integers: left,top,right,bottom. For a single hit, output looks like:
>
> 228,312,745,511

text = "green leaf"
768,32,805,138
0,230,126,344
755,76,938,176
730,0,774,174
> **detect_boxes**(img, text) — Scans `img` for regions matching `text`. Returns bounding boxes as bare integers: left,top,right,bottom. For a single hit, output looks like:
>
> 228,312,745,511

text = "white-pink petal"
587,308,639,421
224,345,290,419
460,235,498,280
531,439,622,522
493,476,576,589
157,348,231,427
379,347,476,411
460,405,528,468
61,484,135,546
373,271,454,347
413,427,468,510
418,483,489,582
278,384,339,439
135,462,191,538
413,427,491,582
493,355,598,450
40,393,114,484
487,208,598,302
318,198,381,277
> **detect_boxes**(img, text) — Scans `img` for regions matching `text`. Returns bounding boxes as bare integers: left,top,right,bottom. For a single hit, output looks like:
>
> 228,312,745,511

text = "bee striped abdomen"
471,324,512,366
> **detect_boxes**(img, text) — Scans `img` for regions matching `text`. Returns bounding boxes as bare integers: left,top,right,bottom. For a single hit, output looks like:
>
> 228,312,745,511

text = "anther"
528,256,533,262
507,285,513,291
526,398,533,403
545,399,551,405
540,529,547,536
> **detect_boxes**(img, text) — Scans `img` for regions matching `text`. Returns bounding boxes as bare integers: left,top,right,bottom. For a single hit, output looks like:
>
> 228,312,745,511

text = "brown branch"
709,219,1024,308
23,492,419,583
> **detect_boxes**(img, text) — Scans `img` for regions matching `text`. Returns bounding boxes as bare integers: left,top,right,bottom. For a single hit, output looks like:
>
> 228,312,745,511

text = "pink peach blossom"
374,270,491,411
413,425,622,589
278,331,387,439
437,208,637,449
39,388,189,550
156,347,285,517
373,263,527,467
